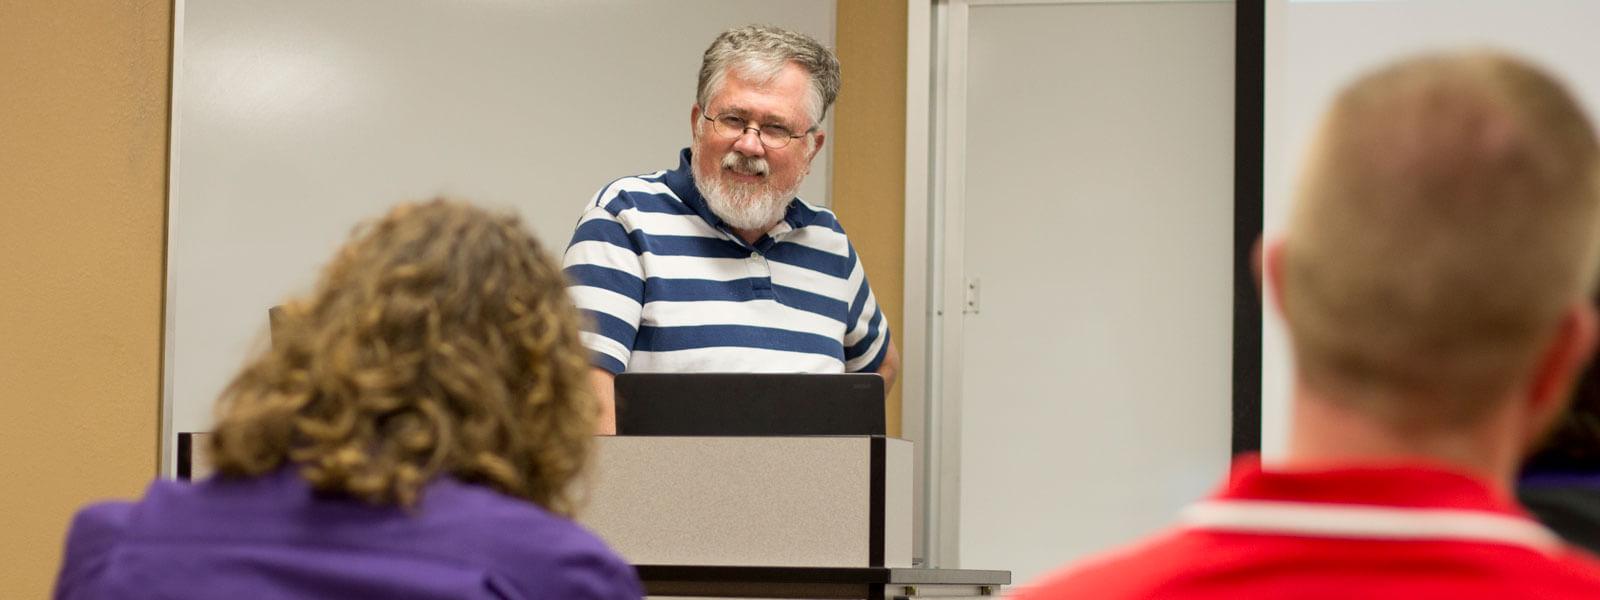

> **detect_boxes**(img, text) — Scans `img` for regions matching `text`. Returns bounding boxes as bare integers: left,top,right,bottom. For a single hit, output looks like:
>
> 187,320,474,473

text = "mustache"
721,152,769,177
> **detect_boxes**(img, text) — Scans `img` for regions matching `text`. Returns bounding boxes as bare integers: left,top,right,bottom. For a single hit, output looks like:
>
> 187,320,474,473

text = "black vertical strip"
1232,0,1266,456
176,432,193,480
868,436,885,567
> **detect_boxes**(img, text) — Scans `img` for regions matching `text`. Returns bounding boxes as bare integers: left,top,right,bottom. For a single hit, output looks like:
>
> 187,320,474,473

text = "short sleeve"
563,196,646,375
841,242,891,373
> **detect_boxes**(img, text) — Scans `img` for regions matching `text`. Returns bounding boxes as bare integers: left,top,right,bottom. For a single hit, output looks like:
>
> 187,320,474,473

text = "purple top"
53,469,642,599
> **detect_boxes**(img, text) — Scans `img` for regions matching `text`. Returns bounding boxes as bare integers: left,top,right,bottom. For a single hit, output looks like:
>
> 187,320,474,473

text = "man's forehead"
713,102,795,122
708,66,813,125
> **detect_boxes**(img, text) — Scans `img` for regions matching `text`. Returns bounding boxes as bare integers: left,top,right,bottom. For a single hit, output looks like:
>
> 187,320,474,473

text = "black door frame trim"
1232,0,1266,456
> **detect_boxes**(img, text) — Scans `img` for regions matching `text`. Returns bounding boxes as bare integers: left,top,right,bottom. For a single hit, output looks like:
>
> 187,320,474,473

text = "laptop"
614,372,885,436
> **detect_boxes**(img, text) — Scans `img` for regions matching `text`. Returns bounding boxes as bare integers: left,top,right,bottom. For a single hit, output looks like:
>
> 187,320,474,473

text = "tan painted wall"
832,2,909,437
0,2,171,597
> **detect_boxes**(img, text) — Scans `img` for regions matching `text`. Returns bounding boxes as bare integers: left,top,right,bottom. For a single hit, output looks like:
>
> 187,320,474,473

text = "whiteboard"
161,0,836,472
1261,0,1600,460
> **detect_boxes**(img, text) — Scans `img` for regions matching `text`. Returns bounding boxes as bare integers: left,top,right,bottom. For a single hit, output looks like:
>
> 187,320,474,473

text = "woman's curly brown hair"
207,199,597,516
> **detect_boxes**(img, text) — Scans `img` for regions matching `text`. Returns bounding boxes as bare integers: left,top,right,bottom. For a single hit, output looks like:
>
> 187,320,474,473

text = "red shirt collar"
1221,453,1526,517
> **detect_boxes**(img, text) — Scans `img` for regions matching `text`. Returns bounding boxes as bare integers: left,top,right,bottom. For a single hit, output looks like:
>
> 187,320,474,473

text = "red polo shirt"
1016,457,1600,600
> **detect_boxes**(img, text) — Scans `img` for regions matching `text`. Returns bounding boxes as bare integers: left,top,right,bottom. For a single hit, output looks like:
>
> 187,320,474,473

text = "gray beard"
692,150,799,233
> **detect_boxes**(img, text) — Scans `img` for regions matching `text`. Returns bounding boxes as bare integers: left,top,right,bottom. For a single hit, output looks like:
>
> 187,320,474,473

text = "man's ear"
1525,300,1599,440
808,129,827,163
690,104,702,136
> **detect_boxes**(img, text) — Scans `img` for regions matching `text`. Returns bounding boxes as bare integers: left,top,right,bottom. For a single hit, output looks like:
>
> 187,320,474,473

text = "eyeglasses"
702,112,812,149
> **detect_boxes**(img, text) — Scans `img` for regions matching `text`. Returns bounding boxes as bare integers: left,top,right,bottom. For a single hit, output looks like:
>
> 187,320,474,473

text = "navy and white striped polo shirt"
562,148,891,376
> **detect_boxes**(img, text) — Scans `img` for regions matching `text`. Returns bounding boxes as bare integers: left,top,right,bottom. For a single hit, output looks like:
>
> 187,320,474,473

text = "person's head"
1270,50,1600,440
690,24,839,233
207,199,596,516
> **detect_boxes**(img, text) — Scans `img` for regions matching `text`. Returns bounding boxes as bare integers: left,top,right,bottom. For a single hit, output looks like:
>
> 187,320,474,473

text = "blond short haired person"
1019,51,1600,599
55,201,641,599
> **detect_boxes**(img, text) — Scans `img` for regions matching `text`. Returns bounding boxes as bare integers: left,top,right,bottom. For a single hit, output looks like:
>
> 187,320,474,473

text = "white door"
930,0,1237,584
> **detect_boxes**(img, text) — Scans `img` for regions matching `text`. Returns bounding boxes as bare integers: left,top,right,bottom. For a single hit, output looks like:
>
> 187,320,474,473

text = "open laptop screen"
614,373,885,436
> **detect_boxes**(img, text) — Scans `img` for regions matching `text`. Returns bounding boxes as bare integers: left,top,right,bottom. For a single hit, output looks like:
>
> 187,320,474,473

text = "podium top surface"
615,372,885,436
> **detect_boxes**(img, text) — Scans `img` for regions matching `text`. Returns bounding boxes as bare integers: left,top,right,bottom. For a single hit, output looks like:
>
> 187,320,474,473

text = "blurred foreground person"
54,200,641,599
1020,51,1600,599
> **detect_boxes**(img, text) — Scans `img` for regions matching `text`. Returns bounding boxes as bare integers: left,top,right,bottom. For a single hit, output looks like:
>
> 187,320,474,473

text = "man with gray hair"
1018,50,1600,598
563,25,899,433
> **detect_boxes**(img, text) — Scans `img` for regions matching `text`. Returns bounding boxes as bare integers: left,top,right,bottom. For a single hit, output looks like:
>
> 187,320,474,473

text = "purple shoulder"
432,482,641,599
54,499,137,599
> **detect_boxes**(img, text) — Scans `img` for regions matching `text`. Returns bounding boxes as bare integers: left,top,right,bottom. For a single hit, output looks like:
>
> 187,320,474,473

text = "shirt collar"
662,148,724,230
1219,453,1524,515
1180,455,1566,553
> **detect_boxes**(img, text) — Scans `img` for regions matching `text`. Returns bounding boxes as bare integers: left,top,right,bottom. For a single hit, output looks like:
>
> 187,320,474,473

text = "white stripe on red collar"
1179,500,1562,554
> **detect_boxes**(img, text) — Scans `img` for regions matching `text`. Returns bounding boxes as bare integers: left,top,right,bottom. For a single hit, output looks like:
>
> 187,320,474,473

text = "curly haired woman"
54,200,641,599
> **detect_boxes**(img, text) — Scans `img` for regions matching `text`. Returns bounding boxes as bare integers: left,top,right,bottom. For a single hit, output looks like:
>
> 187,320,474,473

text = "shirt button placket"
747,251,775,298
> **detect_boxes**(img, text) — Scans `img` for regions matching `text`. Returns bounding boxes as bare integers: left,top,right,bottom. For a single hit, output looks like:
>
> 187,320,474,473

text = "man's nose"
732,128,766,156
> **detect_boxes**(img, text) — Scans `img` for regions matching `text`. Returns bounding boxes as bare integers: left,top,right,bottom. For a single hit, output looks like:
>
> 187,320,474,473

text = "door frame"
901,0,1265,568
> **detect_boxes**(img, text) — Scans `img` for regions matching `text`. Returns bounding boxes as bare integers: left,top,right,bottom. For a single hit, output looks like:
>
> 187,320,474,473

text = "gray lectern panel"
584,436,912,568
